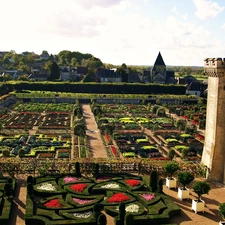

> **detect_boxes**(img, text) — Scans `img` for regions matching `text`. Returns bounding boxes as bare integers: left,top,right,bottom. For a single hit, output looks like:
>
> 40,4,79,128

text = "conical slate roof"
153,52,165,66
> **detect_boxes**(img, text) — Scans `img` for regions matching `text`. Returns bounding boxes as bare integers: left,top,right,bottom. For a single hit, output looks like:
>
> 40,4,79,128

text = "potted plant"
163,161,179,189
177,171,194,200
192,181,211,213
219,203,225,225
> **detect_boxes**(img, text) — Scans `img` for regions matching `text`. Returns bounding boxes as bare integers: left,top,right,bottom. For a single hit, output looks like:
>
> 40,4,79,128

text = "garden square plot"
4,112,41,129
40,113,71,129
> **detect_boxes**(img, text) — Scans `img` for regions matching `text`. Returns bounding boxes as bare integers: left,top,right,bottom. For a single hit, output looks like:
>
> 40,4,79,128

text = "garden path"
9,176,26,225
81,104,107,158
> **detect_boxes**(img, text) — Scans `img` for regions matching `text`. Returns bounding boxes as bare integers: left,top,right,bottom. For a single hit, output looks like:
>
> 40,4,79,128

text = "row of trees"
0,50,204,80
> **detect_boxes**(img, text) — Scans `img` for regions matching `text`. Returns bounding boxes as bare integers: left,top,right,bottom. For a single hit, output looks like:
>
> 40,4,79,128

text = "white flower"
116,204,139,213
125,204,139,212
36,182,57,191
100,183,120,189
72,211,92,218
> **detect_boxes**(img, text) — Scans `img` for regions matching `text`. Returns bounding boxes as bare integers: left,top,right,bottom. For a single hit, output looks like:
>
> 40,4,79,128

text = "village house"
97,68,122,82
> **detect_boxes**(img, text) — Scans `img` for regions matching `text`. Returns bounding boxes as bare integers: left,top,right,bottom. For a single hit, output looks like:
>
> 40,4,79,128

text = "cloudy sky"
0,0,225,66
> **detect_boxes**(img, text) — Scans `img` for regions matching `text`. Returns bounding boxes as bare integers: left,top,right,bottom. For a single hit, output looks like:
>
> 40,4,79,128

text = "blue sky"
0,0,224,66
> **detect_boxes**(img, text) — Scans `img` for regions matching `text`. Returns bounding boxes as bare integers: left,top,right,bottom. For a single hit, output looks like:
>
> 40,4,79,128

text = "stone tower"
201,57,225,183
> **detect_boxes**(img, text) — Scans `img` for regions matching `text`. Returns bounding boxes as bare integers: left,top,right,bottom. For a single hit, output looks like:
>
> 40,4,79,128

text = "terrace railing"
0,158,207,178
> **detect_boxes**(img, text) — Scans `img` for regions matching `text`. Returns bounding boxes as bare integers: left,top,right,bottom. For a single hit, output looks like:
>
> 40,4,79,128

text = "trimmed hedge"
6,81,186,95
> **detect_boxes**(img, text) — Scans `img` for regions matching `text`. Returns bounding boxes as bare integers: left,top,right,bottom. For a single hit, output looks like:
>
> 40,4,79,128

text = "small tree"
181,148,189,160
219,203,225,220
177,172,194,189
163,161,179,179
168,149,175,160
192,181,211,201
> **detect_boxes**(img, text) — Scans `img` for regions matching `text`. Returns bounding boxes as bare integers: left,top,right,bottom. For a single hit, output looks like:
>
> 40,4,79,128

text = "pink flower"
72,198,93,204
140,193,155,201
63,176,80,183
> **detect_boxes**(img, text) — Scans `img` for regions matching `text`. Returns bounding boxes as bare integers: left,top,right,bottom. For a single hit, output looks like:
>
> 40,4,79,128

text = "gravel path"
81,104,108,158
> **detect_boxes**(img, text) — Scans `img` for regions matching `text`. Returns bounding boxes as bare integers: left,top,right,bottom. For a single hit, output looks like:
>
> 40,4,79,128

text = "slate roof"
127,72,143,83
153,52,165,66
187,81,201,91
77,66,88,74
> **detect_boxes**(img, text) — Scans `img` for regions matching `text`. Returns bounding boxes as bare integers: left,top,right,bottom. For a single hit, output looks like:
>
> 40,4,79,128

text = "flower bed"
64,182,94,195
39,153,55,158
70,184,87,192
108,192,130,202
63,176,80,183
44,199,61,208
110,146,117,157
125,179,140,187
26,173,181,225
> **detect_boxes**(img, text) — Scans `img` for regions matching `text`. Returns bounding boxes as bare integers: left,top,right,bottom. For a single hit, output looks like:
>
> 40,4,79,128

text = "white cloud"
222,24,225,29
193,0,224,19
74,0,123,9
0,0,223,65
171,6,178,15
182,13,188,20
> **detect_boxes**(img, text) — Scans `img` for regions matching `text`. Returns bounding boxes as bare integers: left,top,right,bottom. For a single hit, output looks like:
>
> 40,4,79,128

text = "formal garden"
0,94,219,225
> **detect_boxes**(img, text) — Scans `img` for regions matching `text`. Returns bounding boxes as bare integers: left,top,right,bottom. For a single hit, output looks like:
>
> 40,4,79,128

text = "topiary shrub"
93,203,101,220
177,172,194,189
163,161,179,179
95,163,100,176
192,181,211,201
27,175,34,184
4,183,13,197
75,162,81,177
7,177,13,184
125,213,134,225
157,178,163,193
97,213,107,225
19,149,25,158
27,183,34,197
118,202,125,225
168,149,175,160
219,202,225,220
149,170,158,192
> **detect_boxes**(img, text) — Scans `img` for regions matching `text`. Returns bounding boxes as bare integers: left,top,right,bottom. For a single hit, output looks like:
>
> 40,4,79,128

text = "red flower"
110,146,117,156
44,199,61,208
125,179,140,187
70,183,87,192
108,192,130,202
105,134,110,142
